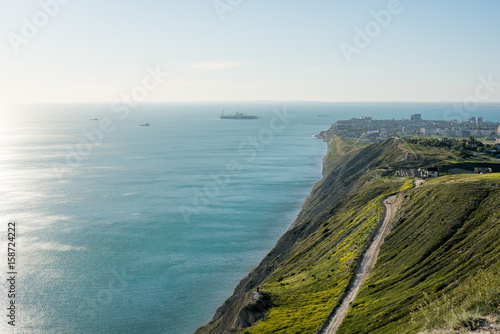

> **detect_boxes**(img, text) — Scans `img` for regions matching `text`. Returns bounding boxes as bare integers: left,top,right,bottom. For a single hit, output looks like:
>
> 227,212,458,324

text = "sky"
1,0,500,103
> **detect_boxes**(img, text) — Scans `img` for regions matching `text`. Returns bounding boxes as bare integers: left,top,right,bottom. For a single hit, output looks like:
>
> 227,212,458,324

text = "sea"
0,102,499,334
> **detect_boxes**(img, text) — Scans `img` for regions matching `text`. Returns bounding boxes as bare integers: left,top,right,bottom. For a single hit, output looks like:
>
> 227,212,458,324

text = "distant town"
330,114,500,144
323,114,500,179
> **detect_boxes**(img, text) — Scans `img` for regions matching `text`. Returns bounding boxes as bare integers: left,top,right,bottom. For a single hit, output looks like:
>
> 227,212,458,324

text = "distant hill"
194,130,500,334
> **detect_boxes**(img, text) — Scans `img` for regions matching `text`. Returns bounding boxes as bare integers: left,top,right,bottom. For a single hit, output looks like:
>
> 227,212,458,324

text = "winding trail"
321,195,399,334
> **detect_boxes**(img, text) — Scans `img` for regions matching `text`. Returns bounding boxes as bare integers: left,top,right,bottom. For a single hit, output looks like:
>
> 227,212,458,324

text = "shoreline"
289,132,330,230
194,125,341,333
194,133,405,333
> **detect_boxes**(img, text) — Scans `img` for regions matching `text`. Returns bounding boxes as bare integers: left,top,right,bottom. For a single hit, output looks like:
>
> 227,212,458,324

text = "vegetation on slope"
394,139,500,172
195,137,406,334
196,131,500,334
302,136,403,221
241,176,404,333
241,143,500,334
337,174,500,334
232,137,407,333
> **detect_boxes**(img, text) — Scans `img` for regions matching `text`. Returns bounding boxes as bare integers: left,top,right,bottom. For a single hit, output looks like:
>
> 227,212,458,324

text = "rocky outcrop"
193,290,272,333
235,291,273,329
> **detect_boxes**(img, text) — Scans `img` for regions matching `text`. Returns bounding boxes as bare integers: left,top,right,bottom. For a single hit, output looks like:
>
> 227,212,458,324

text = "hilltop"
194,122,500,334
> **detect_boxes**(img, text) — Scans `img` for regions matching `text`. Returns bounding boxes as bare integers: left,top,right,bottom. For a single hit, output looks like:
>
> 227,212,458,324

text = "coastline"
194,133,406,333
288,132,331,230
195,124,500,333
194,126,356,333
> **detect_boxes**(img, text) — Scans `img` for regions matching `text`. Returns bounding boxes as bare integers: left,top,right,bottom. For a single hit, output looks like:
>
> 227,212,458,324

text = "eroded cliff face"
233,291,273,329
196,290,272,333
194,137,405,334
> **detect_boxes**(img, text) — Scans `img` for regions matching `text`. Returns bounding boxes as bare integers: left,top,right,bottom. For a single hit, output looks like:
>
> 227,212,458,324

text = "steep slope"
195,133,500,334
322,195,402,334
194,137,406,333
337,174,500,334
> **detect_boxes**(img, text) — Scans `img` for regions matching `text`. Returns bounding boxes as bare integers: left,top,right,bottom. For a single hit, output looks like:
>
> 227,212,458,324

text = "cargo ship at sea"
220,111,259,119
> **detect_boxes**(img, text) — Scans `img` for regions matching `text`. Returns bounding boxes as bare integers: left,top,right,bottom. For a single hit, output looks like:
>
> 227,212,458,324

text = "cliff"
195,133,500,334
194,135,406,333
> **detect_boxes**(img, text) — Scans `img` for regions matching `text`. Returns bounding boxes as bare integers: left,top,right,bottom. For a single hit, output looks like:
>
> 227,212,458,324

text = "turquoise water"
0,102,498,333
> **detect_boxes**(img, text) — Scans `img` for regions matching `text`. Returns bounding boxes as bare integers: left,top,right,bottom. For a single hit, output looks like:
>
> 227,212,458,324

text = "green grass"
323,134,365,173
341,137,372,148
438,161,500,173
414,268,500,331
401,140,419,160
425,172,500,185
399,179,415,192
240,178,404,333
235,138,407,333
337,175,500,334
396,140,500,172
197,134,500,334
238,138,500,334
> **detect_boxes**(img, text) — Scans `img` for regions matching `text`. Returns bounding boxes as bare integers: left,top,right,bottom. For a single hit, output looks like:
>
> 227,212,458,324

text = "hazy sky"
1,0,500,103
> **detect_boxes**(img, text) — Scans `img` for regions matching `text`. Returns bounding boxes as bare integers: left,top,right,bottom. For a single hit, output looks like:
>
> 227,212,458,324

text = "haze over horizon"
1,0,500,104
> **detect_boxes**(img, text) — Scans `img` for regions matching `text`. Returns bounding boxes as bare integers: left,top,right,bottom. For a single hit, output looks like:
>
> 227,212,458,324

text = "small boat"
317,114,329,117
89,118,98,121
140,123,150,126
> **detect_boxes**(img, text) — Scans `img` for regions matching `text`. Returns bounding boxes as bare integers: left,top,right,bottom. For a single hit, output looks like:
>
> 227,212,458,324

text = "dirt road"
321,195,399,334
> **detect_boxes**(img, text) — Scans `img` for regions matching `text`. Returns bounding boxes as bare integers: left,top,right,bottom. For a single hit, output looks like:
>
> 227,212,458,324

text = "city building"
411,114,422,122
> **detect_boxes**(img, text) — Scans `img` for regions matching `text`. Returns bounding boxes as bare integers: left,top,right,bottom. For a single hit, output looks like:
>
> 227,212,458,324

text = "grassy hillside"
241,175,404,333
239,148,500,334
230,137,407,333
337,174,500,334
196,133,500,334
394,140,500,172
195,137,406,334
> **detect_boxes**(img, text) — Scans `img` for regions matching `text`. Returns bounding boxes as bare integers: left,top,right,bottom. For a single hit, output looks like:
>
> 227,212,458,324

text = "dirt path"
321,195,400,334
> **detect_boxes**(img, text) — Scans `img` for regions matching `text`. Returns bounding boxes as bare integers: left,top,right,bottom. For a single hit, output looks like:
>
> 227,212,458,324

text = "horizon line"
3,100,500,106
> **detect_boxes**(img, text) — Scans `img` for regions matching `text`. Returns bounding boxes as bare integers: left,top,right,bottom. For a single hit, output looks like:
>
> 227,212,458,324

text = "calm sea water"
0,102,498,334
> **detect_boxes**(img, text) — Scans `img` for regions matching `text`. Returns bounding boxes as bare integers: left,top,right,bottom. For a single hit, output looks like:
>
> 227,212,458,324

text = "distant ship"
89,118,98,121
140,123,150,126
220,111,258,119
317,114,329,117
